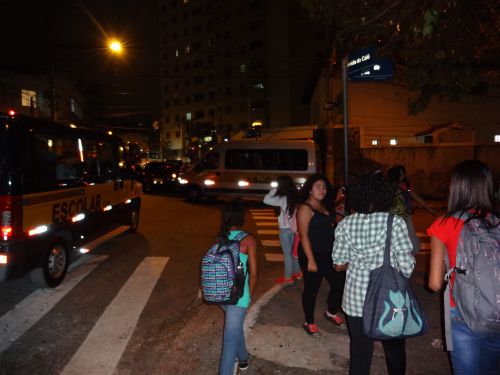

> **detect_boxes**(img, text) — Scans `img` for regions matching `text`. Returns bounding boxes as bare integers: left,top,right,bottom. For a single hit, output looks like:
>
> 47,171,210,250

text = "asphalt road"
0,193,445,374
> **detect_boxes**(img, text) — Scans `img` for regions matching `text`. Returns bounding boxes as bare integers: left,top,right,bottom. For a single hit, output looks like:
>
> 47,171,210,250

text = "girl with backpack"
216,199,258,375
428,160,500,375
263,175,301,285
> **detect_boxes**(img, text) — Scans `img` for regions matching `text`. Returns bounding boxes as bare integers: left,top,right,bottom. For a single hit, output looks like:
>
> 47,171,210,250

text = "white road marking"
416,232,427,238
257,229,279,235
255,221,278,227
261,240,281,247
265,253,284,262
0,255,109,354
252,216,277,220
61,257,169,375
249,209,274,213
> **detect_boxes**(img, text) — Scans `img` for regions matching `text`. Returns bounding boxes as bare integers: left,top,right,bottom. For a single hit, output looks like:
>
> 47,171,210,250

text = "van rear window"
225,149,308,171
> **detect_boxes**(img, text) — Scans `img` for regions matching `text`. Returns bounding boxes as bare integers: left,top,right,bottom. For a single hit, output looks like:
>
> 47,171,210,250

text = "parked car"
142,160,183,192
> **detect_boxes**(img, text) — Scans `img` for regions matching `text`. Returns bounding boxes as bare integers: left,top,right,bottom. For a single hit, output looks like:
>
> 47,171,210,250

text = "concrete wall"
328,126,499,198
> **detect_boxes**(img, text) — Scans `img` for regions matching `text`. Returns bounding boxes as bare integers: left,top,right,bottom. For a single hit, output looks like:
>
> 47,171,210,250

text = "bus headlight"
204,179,215,186
238,180,250,187
270,181,278,188
179,178,188,184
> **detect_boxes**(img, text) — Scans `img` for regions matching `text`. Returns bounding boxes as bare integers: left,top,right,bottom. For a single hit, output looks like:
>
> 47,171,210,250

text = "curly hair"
218,198,246,242
298,173,335,214
274,175,298,217
346,171,396,214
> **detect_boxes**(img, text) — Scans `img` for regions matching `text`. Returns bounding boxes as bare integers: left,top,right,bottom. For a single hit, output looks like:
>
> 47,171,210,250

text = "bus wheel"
128,207,140,233
30,241,69,288
186,186,201,201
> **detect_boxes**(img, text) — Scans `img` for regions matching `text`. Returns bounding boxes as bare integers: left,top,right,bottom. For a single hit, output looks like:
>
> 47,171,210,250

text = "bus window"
195,153,219,172
82,140,117,183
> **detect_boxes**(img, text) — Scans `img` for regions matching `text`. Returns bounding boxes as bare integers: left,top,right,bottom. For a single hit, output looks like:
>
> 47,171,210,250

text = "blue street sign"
347,47,376,75
349,58,393,81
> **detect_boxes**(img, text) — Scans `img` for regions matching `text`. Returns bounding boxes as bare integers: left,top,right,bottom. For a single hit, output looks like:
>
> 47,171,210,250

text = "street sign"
349,58,393,81
347,47,376,74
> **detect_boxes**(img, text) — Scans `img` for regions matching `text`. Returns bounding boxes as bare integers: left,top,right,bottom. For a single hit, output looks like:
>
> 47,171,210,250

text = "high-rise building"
159,0,329,158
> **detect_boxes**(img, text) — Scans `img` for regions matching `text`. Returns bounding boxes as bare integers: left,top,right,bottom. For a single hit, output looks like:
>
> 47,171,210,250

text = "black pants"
346,315,406,375
298,251,345,324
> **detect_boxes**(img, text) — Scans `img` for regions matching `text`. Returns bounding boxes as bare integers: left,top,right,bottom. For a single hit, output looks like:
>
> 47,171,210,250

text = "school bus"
179,140,318,200
0,112,142,287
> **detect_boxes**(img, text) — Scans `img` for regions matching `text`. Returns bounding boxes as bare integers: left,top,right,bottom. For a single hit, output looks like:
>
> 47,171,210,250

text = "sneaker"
238,359,249,371
292,272,303,280
275,276,294,285
325,311,345,328
303,322,319,336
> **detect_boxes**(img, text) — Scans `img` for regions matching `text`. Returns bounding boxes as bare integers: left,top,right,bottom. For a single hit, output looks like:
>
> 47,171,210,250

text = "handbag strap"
383,214,395,266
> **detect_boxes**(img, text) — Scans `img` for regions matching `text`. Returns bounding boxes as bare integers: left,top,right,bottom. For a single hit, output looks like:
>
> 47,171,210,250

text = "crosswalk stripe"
0,255,109,354
249,209,274,213
257,229,279,235
265,253,284,262
256,222,278,227
261,240,281,247
252,216,276,220
61,256,169,375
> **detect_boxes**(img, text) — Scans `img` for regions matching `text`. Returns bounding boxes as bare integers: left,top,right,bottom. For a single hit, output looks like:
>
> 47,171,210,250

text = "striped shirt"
331,212,415,317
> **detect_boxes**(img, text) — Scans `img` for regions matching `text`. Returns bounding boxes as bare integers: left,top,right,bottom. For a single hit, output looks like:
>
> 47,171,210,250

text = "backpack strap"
382,214,394,266
232,231,248,243
443,251,454,351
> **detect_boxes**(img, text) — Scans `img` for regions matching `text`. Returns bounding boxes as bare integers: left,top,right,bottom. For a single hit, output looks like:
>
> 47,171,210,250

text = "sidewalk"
241,274,452,375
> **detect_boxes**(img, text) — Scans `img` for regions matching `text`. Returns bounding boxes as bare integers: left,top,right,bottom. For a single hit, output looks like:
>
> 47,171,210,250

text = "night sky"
0,0,160,127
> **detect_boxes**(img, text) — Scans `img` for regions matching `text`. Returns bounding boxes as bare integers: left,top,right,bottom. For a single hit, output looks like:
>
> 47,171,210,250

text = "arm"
263,188,286,209
410,190,437,216
297,204,317,272
243,235,258,295
331,218,350,272
391,217,415,277
428,236,446,291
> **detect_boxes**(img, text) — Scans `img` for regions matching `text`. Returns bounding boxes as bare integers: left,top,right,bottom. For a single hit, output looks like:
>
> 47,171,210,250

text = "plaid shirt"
332,212,415,317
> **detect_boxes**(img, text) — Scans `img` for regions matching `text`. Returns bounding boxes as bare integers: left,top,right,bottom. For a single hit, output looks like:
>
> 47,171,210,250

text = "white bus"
179,140,318,200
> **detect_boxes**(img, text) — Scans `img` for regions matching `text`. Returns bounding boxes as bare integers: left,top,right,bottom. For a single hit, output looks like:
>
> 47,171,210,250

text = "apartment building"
159,0,329,157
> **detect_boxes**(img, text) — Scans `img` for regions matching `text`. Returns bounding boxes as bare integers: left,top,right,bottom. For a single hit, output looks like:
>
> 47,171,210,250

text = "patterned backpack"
201,232,248,305
443,213,500,350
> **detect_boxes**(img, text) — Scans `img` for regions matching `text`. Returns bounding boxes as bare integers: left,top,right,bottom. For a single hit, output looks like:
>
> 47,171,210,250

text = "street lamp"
108,39,124,55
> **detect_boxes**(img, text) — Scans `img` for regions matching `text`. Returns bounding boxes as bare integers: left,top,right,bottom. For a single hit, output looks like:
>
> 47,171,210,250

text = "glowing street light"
108,39,123,55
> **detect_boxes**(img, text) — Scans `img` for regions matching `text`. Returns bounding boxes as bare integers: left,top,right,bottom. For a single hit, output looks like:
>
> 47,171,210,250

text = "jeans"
346,315,406,375
219,305,249,375
298,251,345,323
279,228,300,278
450,309,500,375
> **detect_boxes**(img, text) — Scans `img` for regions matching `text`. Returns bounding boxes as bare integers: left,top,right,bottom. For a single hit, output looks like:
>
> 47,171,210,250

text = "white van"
179,140,318,200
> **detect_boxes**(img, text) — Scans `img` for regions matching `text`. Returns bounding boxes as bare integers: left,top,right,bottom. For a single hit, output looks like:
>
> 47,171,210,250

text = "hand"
307,259,318,272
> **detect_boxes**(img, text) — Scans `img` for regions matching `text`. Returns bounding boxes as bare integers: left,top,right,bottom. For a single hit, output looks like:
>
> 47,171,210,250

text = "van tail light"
0,195,23,241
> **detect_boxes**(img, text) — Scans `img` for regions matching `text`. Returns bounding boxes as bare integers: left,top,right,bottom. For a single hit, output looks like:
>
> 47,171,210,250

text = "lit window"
371,139,380,146
175,49,179,57
185,45,191,54
495,135,500,143
389,138,398,146
21,89,37,108
240,64,246,73
186,112,192,120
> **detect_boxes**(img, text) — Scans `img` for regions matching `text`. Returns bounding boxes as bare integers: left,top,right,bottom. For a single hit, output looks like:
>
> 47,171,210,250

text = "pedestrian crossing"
0,255,169,374
250,209,284,262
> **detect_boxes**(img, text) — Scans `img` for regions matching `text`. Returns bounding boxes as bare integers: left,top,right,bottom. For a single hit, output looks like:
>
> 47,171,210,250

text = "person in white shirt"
263,175,301,285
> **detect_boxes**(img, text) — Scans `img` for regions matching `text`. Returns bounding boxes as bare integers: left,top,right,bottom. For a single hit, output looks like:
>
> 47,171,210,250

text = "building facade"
158,0,329,158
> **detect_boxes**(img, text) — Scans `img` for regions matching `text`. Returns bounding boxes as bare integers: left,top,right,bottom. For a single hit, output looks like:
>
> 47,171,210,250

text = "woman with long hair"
297,174,346,335
332,171,415,375
263,175,301,285
217,199,258,375
427,160,500,374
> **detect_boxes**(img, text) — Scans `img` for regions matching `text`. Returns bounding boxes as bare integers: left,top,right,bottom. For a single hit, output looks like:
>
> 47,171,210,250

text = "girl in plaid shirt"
332,172,414,375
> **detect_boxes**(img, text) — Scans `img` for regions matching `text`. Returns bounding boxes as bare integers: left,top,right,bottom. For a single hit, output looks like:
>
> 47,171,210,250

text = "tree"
299,0,500,113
